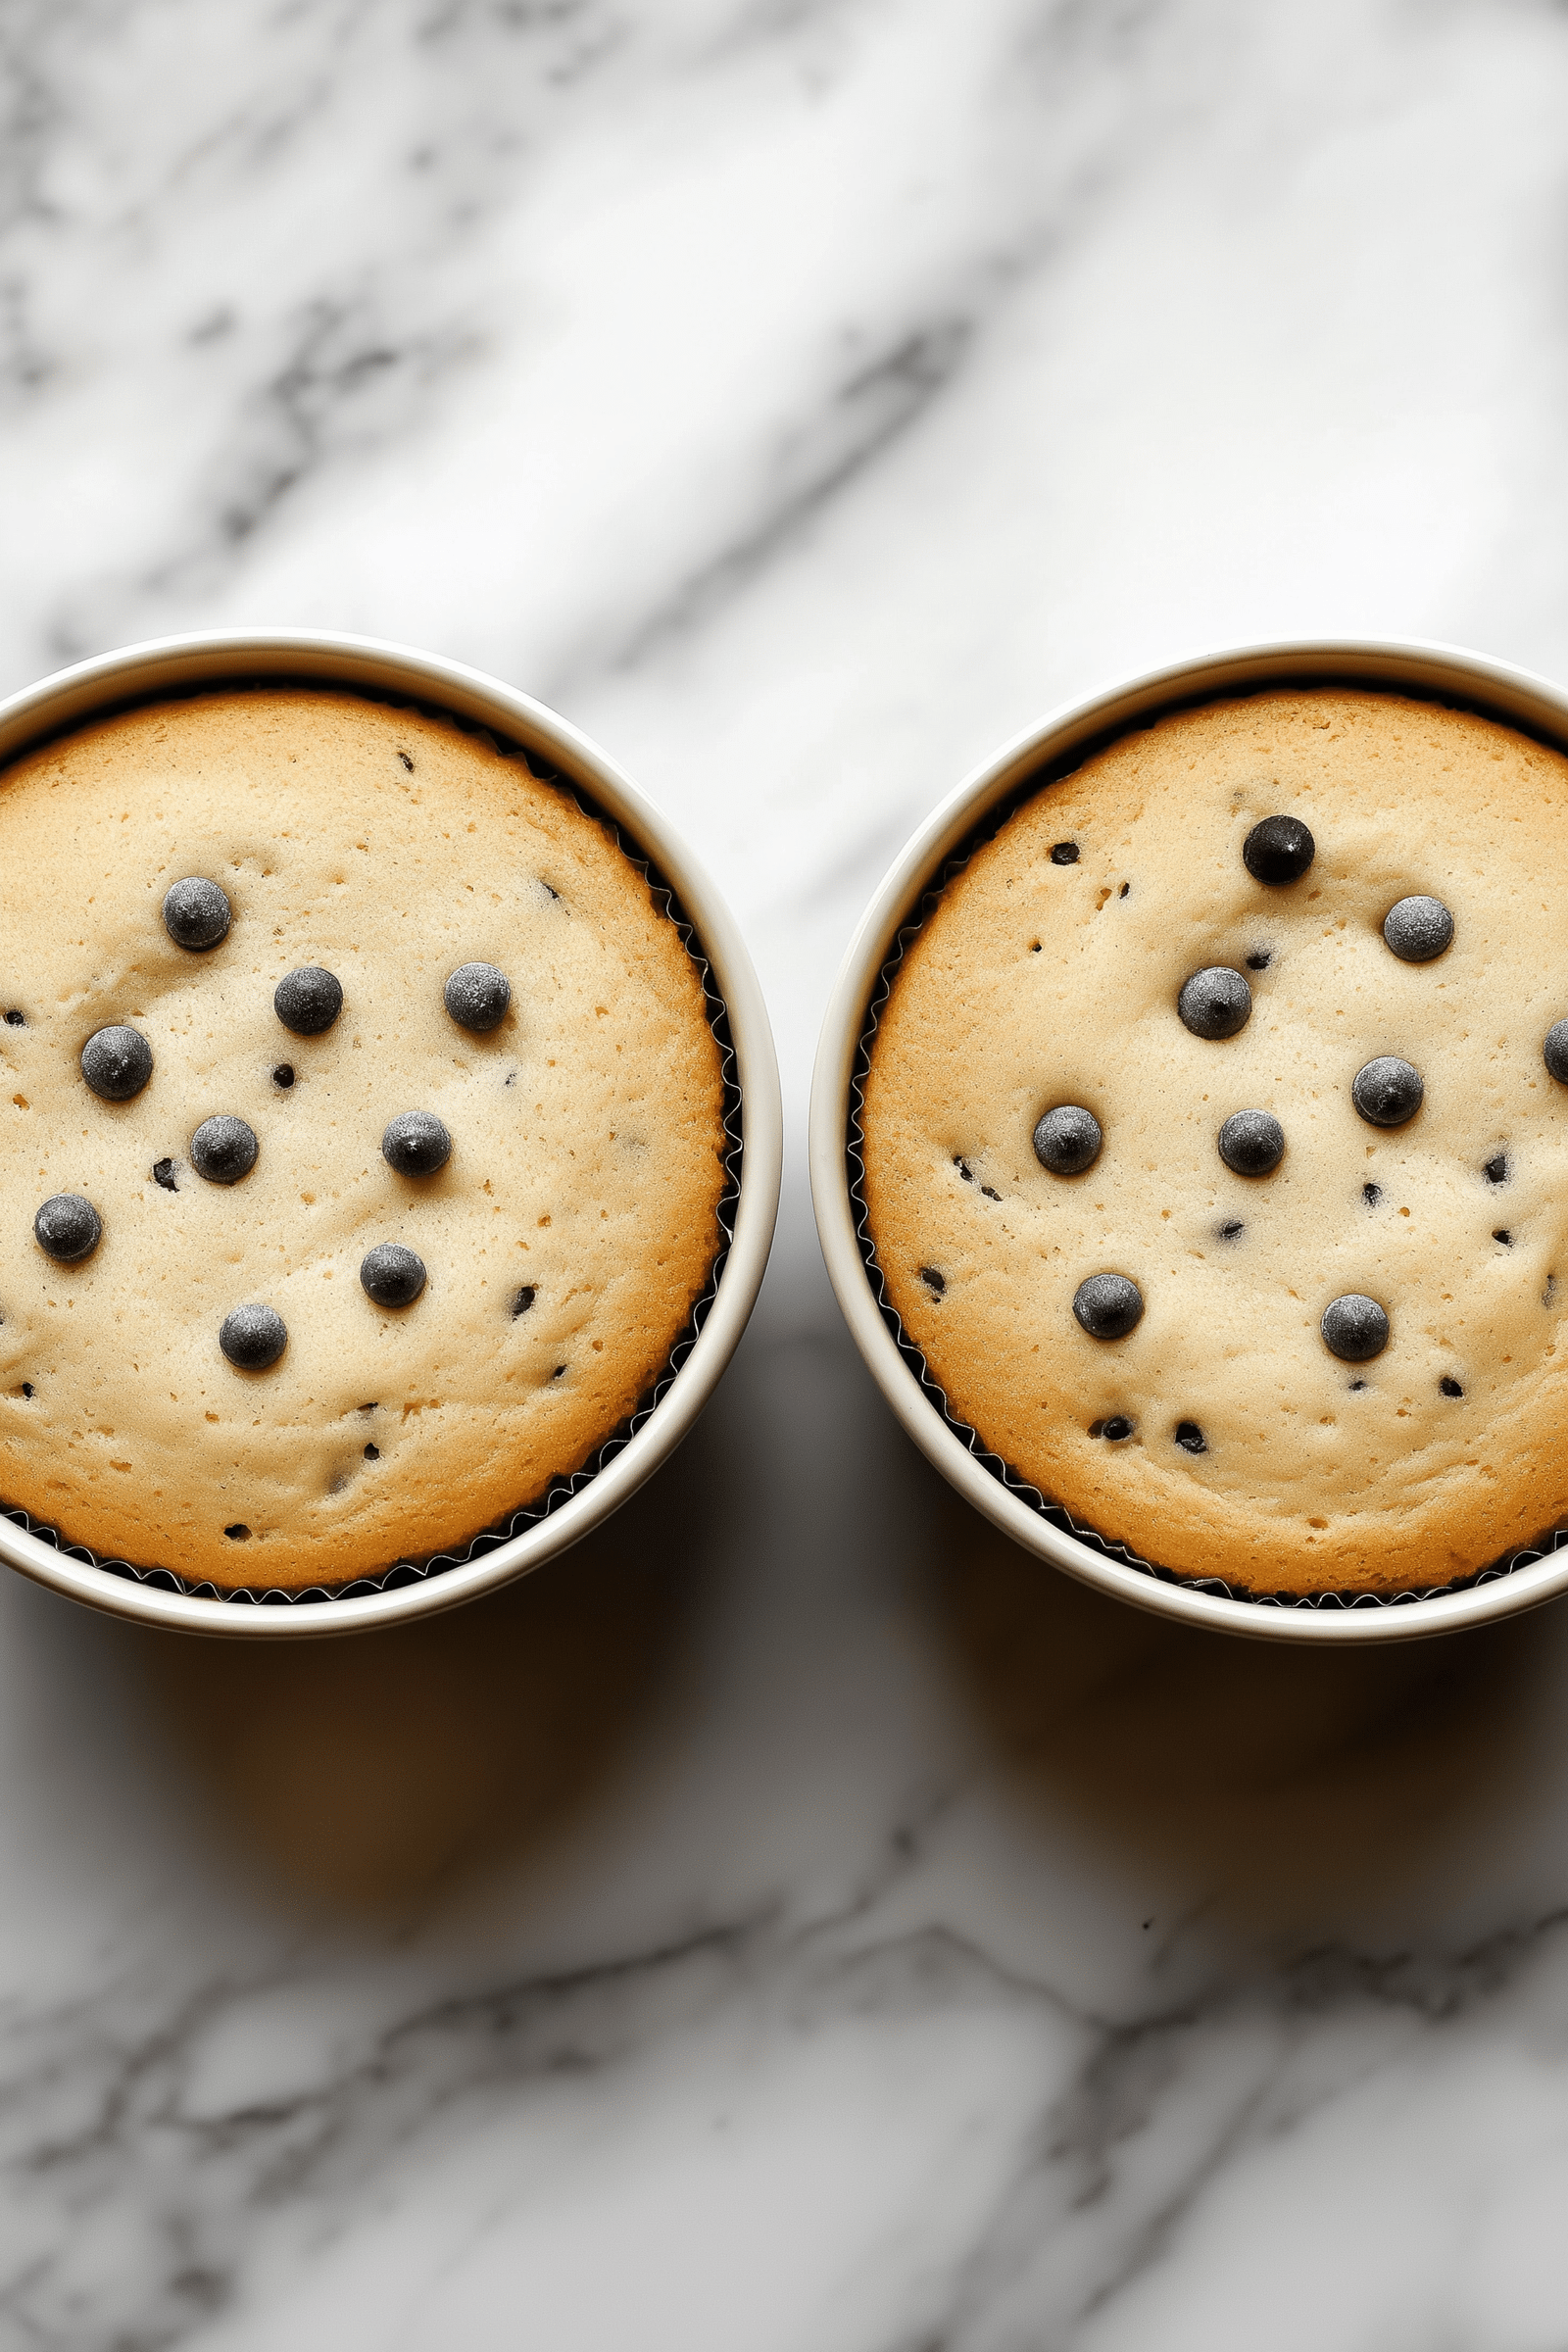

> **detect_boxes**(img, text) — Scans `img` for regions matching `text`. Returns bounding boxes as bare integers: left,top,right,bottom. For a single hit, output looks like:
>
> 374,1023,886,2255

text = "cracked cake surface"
0,686,727,1589
860,687,1568,1595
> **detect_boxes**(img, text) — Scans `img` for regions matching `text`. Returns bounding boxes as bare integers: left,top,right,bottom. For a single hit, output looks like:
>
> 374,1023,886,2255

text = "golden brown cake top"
0,687,727,1590
860,687,1568,1596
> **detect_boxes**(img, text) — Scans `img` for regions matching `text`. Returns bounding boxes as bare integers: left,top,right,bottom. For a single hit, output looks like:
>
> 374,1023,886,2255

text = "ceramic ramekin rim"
0,627,783,1637
809,635,1568,1645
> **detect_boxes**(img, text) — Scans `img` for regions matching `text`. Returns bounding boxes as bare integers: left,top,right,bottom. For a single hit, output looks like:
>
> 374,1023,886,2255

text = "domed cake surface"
860,688,1568,1596
0,688,727,1589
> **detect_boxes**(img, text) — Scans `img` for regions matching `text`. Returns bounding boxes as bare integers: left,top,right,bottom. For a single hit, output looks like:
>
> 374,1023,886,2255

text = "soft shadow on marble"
3,0,1568,2342
140,1419,721,1916
927,1481,1556,1948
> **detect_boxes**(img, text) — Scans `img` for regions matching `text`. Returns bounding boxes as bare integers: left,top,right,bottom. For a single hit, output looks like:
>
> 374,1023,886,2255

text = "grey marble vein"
1,0,1568,2344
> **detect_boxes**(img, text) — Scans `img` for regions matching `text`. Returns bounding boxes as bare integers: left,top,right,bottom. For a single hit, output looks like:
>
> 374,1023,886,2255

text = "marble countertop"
4,2,1568,2343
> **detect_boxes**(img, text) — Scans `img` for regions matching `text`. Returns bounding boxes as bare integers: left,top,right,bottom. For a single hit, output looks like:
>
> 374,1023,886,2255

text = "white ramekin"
0,630,782,1637
810,638,1568,1645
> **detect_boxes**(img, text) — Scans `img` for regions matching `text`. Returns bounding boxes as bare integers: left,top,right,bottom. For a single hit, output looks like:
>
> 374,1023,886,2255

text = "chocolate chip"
1033,1103,1102,1176
1073,1272,1144,1341
1363,1182,1382,1205
33,1194,101,1262
1102,1415,1134,1441
1494,1228,1513,1247
1544,1020,1568,1084
382,1111,451,1176
152,1158,177,1193
1440,1377,1463,1397
1217,1109,1285,1176
1243,815,1315,886
1174,1421,1206,1453
360,1243,427,1308
220,1303,287,1370
444,962,512,1033
1321,1293,1390,1362
512,1285,536,1317
1383,895,1453,962
1218,1219,1245,1240
3,1009,22,1025
919,1266,946,1297
273,966,343,1036
1351,1055,1423,1127
364,1444,379,1459
20,1383,31,1397
224,1524,251,1541
272,1063,294,1089
1178,967,1251,1040
190,1114,258,1185
163,876,231,951
1050,842,1080,865
80,1024,153,1102
1485,1153,1508,1185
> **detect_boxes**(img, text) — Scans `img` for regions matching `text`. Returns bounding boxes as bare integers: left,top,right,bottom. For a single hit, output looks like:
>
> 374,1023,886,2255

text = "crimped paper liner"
0,710,742,1608
847,812,1567,1614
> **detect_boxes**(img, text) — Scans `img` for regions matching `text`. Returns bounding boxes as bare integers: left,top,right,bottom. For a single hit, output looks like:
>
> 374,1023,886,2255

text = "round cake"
859,687,1568,1597
0,686,728,1590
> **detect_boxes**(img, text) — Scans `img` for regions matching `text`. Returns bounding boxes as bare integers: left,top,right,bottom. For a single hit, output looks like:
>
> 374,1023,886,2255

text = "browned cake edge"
0,689,741,1602
852,689,1568,1607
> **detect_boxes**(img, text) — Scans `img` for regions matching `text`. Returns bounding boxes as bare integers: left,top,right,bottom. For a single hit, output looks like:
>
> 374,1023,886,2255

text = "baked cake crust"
0,688,726,1588
861,688,1568,1595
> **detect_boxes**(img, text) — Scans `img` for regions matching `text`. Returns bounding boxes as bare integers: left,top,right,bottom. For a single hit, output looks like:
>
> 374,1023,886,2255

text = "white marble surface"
4,1,1568,2342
